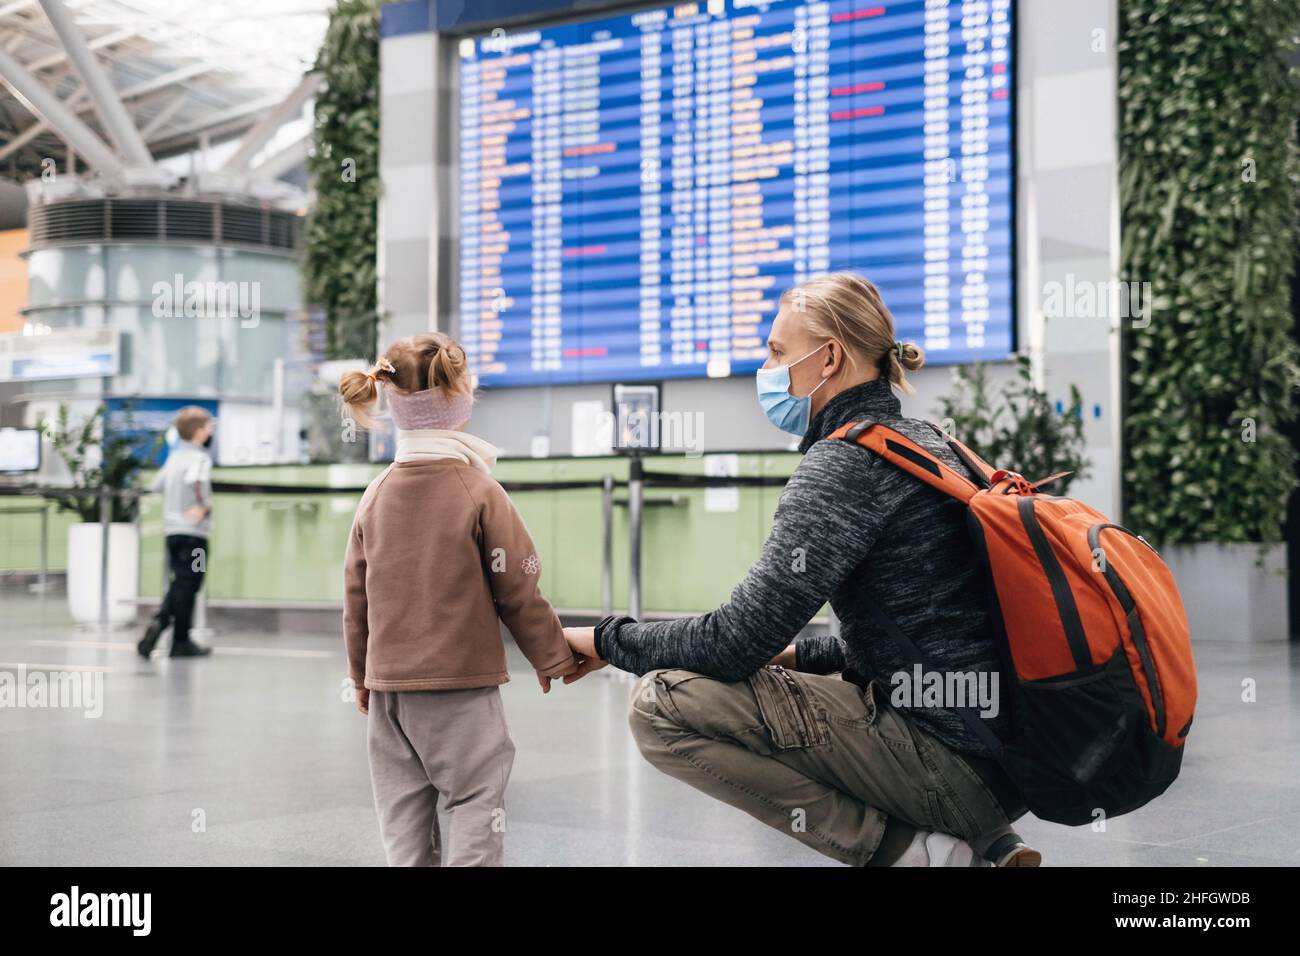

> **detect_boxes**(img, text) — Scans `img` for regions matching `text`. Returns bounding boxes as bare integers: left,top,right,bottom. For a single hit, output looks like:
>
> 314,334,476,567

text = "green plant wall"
1119,0,1300,545
304,0,381,361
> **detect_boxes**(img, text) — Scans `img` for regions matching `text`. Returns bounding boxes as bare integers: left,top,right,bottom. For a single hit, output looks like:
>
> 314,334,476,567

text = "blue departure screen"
456,0,1014,387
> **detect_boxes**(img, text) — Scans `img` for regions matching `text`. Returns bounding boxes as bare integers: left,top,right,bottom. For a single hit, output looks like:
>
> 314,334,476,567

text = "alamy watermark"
890,665,1000,719
605,403,705,456
50,886,150,936
1041,275,1152,328
0,665,103,718
152,273,261,328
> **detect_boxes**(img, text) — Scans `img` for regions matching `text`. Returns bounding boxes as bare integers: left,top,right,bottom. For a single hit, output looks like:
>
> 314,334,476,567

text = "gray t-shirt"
150,440,213,537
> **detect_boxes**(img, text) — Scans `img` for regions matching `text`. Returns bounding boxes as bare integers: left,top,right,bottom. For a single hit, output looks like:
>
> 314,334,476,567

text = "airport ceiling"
0,0,333,183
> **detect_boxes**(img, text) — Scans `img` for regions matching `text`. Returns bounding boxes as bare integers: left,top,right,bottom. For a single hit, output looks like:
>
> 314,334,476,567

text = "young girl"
339,332,578,867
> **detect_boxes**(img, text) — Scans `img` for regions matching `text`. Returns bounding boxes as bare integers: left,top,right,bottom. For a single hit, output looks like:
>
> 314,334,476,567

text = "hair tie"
367,357,396,384
895,341,906,361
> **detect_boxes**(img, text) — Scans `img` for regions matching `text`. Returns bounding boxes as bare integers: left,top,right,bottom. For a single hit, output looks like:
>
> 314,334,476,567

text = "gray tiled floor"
1,591,1297,866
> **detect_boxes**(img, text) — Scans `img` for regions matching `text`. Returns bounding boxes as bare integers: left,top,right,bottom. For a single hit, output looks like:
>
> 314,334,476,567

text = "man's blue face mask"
755,343,830,435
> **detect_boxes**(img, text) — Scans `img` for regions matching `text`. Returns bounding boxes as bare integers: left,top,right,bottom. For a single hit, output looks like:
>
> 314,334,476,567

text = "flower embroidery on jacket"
522,554,540,575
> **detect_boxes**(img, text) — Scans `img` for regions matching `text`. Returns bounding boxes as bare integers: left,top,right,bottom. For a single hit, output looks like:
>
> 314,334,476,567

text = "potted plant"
39,402,153,626
935,356,1091,495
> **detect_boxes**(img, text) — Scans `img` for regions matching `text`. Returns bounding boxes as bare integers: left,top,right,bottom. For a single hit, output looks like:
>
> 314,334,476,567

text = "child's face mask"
385,384,474,430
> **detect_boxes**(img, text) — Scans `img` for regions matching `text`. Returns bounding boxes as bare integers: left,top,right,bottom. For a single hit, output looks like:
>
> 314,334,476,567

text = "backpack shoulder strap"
828,421,981,504
859,591,1006,759
923,421,997,489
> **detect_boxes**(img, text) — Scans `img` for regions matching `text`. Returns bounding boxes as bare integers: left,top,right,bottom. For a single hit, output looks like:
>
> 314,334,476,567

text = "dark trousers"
157,535,207,645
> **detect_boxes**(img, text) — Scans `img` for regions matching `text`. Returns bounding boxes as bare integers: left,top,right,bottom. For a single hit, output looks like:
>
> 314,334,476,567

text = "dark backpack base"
1000,649,1186,826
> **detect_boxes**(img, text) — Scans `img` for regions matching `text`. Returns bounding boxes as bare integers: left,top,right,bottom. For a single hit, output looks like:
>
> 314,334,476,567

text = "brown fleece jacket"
342,459,577,690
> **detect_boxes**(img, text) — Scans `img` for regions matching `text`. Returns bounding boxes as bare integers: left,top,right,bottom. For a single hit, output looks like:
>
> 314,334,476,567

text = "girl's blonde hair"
779,272,924,394
339,331,470,428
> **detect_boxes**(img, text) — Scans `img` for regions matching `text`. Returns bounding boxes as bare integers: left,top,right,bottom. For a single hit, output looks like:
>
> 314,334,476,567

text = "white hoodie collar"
394,429,499,474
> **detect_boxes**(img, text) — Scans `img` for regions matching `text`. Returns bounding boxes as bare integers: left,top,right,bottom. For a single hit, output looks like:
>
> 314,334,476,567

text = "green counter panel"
0,498,75,574
3,452,803,614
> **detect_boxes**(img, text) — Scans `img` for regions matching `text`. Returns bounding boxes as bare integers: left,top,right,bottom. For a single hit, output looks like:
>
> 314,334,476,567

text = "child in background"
138,405,215,659
339,332,578,867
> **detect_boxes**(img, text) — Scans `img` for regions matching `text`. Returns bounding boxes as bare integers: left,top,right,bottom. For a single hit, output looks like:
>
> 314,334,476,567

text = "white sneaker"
923,832,993,867
887,830,992,866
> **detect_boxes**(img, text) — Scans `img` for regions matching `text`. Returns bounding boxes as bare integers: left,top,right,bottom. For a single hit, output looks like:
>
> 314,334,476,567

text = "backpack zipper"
1087,522,1167,739
1017,497,1093,671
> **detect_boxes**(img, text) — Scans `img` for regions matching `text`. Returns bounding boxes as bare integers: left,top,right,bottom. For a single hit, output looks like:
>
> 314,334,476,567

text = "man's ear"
823,340,845,379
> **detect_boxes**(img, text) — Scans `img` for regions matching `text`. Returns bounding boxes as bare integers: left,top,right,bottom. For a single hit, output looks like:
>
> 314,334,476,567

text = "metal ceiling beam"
138,89,185,138
4,13,34,52
146,92,284,145
248,132,309,181
0,63,201,163
0,1,38,20
221,71,320,172
50,62,211,130
37,0,154,168
0,42,123,174
0,84,84,160
35,63,213,137
0,116,50,161
25,24,137,72
116,61,211,100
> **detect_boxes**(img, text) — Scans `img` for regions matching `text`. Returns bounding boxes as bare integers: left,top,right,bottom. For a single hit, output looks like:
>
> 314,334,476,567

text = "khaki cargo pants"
628,665,1024,865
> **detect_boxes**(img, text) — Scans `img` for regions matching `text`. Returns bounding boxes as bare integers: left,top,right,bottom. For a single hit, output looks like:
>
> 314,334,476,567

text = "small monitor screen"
0,428,41,473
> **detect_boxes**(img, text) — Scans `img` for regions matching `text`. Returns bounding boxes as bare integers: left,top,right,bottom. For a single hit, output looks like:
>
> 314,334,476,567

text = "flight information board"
456,0,1014,387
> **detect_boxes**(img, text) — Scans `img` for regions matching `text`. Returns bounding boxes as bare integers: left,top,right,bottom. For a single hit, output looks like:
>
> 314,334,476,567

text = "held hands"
561,626,607,685
536,627,608,693
354,628,612,706
537,663,573,694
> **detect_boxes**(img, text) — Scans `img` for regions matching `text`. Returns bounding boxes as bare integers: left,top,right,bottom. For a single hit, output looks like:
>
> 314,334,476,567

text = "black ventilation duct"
27,196,302,252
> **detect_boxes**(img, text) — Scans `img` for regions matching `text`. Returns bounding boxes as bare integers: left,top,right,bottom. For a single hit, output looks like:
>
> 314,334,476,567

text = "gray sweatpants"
367,686,516,867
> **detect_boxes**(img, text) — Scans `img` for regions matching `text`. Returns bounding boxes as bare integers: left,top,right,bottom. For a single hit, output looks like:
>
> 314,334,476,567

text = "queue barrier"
0,462,793,625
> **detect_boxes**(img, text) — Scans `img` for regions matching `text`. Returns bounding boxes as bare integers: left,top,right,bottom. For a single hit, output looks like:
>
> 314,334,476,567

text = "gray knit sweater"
597,378,1007,757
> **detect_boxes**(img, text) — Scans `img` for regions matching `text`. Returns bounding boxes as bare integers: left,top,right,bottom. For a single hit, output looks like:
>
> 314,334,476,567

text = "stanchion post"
98,486,111,628
38,500,49,594
600,473,614,616
628,456,643,620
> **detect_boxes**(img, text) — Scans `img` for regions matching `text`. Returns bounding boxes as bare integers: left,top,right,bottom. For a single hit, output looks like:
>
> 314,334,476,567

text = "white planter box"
1163,542,1287,643
66,522,139,626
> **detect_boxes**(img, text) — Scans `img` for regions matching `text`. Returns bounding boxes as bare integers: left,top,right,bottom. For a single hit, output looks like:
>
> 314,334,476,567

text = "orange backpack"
830,419,1197,826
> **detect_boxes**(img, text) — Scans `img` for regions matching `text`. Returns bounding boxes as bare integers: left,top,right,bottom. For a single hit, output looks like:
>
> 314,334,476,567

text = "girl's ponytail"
339,358,395,429
428,339,469,397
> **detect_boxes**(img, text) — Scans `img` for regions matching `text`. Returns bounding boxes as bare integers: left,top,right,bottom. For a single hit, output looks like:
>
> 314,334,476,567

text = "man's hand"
184,505,207,524
564,626,598,658
356,687,369,716
561,626,608,684
768,644,797,669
